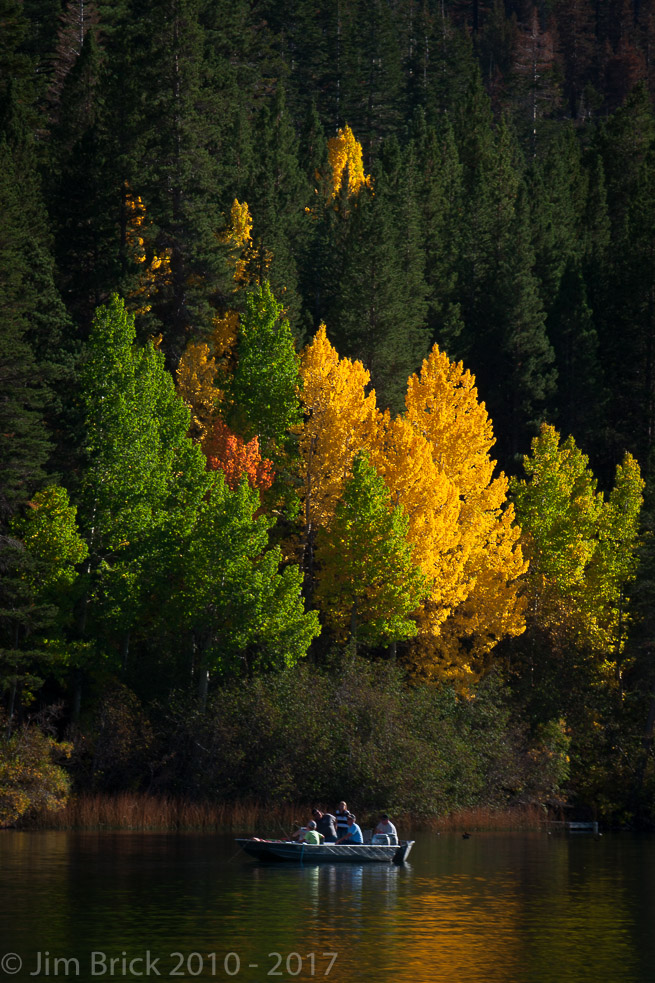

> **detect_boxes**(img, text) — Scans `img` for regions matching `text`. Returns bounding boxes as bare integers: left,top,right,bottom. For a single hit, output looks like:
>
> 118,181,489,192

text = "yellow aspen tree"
326,124,372,198
404,345,527,685
221,198,270,288
176,342,221,443
298,325,378,587
124,187,171,314
368,412,466,629
177,201,258,442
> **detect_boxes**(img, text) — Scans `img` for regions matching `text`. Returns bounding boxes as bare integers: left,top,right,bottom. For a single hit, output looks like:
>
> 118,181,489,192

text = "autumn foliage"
203,418,274,491
326,125,372,198
297,326,527,685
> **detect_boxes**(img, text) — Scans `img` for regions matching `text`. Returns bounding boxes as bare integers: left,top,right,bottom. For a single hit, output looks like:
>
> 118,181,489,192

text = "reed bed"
423,802,550,832
22,793,550,833
24,794,313,833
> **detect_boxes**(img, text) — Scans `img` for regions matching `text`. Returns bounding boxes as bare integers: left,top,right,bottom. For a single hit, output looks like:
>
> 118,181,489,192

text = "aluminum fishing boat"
236,837,414,864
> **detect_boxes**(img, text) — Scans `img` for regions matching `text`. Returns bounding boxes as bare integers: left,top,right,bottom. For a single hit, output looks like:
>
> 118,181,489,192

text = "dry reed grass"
420,803,550,832
24,794,312,834
23,794,550,833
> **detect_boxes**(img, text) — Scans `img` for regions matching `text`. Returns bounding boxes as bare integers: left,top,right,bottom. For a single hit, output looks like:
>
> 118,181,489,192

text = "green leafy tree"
77,294,209,663
315,452,428,651
13,486,88,603
172,474,320,704
511,423,643,696
228,282,302,447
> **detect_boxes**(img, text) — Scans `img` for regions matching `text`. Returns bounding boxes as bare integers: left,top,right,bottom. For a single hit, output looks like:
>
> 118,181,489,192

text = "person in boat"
311,808,338,842
336,812,363,844
303,820,325,846
374,814,398,844
335,800,350,840
291,824,309,842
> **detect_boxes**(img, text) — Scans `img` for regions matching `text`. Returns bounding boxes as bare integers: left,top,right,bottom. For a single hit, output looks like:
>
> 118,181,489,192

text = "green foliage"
175,473,320,680
229,282,302,446
316,452,428,649
150,661,553,813
77,294,209,656
13,486,87,599
512,424,643,659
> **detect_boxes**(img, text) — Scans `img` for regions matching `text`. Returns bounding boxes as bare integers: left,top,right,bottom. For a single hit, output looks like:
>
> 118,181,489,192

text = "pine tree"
595,86,655,467
409,111,465,357
0,140,59,713
463,119,555,463
330,169,429,413
248,85,310,335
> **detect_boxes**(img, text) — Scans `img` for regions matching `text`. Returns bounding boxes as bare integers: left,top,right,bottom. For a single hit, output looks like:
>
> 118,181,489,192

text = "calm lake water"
1,829,654,983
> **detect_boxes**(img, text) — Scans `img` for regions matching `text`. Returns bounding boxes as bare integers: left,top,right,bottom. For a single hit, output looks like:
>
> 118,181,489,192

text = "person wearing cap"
291,824,309,842
303,821,325,846
374,814,398,844
336,812,363,844
311,808,338,842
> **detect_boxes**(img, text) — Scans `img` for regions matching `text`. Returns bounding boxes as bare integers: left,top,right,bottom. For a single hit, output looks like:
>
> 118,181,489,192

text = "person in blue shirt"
336,812,363,844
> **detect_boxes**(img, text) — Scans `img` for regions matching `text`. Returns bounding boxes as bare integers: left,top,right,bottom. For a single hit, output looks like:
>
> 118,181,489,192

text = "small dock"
549,821,599,834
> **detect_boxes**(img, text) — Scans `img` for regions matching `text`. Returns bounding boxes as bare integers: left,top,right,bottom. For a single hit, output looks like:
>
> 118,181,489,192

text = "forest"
3,0,655,828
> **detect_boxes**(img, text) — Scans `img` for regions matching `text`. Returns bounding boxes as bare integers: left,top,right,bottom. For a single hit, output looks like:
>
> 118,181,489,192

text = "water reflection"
0,831,653,983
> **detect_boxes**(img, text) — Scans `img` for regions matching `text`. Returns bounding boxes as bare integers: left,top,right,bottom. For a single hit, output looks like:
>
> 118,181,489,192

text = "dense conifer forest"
3,0,655,827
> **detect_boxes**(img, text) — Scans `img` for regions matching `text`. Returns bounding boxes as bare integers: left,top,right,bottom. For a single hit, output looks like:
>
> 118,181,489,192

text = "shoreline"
17,793,553,833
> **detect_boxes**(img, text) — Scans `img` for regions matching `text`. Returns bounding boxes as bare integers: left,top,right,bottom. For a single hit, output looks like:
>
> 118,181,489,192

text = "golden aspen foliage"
212,310,240,360
326,124,372,198
368,413,465,627
176,342,221,442
124,187,171,314
403,345,527,685
209,199,269,390
298,325,378,541
221,198,269,287
177,201,262,442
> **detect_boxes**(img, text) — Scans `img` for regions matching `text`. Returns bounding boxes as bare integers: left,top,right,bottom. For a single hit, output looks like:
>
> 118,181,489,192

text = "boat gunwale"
236,837,414,864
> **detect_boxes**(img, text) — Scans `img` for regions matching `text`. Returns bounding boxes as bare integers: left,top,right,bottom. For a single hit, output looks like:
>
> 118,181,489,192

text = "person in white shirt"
374,814,398,844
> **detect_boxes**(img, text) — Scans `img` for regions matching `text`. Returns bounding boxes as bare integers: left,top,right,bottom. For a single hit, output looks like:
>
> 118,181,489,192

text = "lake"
1,829,653,982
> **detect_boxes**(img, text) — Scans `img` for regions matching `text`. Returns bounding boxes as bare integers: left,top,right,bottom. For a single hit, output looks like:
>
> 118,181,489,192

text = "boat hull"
236,838,414,864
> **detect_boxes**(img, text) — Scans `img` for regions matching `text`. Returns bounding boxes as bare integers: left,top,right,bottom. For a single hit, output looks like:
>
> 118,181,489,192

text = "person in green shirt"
303,821,325,846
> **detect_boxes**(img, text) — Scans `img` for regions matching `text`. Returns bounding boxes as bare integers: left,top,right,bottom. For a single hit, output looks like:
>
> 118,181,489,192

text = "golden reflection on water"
0,831,650,983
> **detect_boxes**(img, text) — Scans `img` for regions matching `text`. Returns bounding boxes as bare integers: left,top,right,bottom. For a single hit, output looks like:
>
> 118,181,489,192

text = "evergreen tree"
248,85,310,336
330,176,429,413
595,86,655,468
409,110,465,357
0,140,58,714
459,116,555,463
